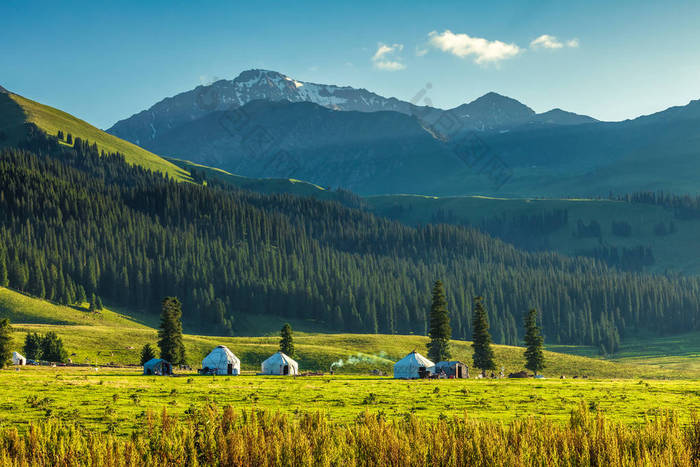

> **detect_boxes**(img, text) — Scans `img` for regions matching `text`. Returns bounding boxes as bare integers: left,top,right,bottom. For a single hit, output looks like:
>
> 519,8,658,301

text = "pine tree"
76,285,87,305
523,308,545,375
0,318,12,368
0,253,8,288
95,296,103,310
41,332,67,363
140,343,157,365
471,296,495,374
23,332,42,360
279,323,295,357
158,297,186,365
427,280,451,362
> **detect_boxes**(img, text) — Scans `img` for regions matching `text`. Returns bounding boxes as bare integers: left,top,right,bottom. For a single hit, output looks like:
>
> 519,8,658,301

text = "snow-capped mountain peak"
107,69,422,144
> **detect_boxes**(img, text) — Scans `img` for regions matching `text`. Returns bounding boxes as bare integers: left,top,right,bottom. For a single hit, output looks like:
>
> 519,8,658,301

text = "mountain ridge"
107,69,598,147
107,89,700,197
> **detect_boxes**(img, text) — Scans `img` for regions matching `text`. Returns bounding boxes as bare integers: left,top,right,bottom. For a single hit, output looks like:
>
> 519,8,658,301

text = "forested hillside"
368,194,700,274
1,129,700,353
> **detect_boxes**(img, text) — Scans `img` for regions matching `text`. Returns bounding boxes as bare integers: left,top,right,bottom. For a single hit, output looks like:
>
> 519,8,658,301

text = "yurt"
12,352,26,366
143,358,172,376
430,361,469,378
393,351,434,379
260,351,298,375
202,345,240,375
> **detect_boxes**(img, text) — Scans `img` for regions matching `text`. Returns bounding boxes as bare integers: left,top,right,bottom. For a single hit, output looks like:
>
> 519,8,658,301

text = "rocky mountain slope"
107,69,596,147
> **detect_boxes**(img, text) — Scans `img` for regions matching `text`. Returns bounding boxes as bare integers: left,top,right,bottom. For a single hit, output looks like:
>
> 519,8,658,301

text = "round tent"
202,345,240,375
143,358,172,376
393,351,435,379
260,351,298,375
12,352,26,366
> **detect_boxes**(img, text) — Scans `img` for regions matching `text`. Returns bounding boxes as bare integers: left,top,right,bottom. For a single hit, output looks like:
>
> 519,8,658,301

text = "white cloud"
374,60,406,71
530,34,580,50
530,34,563,49
427,30,521,64
371,43,406,71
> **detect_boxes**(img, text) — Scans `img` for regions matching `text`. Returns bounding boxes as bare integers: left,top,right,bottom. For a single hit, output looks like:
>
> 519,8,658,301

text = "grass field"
1,367,699,436
0,91,190,181
366,194,700,274
2,390,698,466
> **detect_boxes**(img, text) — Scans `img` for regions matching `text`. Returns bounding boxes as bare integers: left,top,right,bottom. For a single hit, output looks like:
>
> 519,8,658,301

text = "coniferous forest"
1,126,700,352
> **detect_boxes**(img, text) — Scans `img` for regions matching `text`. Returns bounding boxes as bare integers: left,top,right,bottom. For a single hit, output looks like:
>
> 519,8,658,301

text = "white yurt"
12,352,26,366
202,345,240,375
260,351,298,375
393,350,435,379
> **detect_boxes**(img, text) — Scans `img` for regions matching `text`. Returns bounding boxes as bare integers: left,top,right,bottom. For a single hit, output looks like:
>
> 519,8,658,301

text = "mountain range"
108,69,597,145
105,69,700,197
6,68,698,197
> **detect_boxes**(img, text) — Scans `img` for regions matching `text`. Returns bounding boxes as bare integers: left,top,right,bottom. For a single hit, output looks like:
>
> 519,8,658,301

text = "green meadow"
2,367,700,437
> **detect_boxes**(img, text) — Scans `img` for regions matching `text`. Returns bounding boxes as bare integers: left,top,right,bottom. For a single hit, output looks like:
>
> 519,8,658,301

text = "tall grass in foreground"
0,404,699,466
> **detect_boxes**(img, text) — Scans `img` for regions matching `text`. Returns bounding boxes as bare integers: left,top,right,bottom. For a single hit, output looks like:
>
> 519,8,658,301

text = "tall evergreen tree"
471,296,495,374
140,343,157,365
0,253,8,288
23,332,42,360
427,280,451,362
523,308,545,375
41,332,67,363
158,297,186,365
279,323,295,357
0,318,12,368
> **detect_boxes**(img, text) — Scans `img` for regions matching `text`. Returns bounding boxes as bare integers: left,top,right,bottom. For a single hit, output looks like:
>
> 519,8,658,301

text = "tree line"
1,128,700,352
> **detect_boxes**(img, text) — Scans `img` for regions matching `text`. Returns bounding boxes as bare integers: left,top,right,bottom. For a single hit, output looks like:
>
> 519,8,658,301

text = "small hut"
431,361,469,378
202,345,240,375
260,351,298,375
12,352,26,366
143,358,172,376
393,351,434,379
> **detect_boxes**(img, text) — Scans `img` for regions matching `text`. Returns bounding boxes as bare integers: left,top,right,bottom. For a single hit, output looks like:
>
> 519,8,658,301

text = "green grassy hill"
367,194,700,274
166,157,332,197
0,91,190,181
1,286,697,379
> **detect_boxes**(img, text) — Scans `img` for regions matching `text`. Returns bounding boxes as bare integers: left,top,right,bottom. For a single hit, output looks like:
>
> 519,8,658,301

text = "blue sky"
2,0,700,129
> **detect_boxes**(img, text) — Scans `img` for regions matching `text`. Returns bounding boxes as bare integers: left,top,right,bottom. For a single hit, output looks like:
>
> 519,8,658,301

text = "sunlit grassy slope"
1,286,697,379
166,157,351,200
366,194,700,274
0,91,190,181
